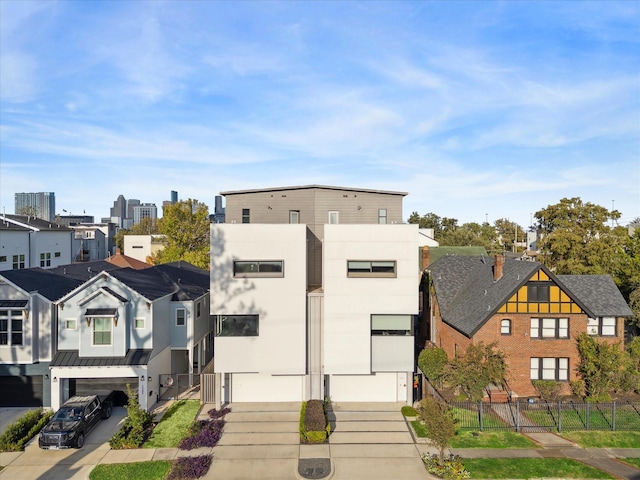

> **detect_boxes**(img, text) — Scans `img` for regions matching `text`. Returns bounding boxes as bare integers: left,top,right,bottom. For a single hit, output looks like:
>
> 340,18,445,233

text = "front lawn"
560,431,640,448
90,461,172,480
462,458,615,479
144,400,202,448
622,458,640,469
450,430,538,449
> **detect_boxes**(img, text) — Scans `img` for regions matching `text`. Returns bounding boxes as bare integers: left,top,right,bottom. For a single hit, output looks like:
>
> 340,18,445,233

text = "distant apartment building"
14,192,56,222
133,203,157,226
108,195,156,229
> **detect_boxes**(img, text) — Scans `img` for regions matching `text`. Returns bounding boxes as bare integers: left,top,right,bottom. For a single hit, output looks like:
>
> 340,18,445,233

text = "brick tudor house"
425,254,633,399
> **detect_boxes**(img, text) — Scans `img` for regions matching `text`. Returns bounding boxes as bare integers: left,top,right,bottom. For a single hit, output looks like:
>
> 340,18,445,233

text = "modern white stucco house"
210,185,418,404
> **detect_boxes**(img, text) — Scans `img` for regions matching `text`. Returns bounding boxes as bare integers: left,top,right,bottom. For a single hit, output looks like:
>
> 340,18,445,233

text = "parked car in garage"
38,391,114,449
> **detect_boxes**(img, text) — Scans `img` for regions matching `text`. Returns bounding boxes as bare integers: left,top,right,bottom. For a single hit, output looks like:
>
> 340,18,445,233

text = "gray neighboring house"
0,269,81,407
50,262,212,411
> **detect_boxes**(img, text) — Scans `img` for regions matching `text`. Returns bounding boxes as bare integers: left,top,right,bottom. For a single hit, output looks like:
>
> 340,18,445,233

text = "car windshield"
53,407,82,421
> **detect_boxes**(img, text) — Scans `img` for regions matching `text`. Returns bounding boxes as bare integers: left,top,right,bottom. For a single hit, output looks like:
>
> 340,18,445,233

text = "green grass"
451,406,507,430
144,400,201,449
560,430,640,448
89,461,172,480
410,420,428,437
401,406,417,417
462,458,615,479
450,430,539,449
622,458,640,469
522,403,640,431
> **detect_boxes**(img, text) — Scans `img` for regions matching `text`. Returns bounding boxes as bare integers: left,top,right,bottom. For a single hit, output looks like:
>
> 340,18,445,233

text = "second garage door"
231,373,305,402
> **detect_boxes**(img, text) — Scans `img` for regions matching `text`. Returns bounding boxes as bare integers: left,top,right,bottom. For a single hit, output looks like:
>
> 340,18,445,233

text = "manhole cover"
298,458,331,479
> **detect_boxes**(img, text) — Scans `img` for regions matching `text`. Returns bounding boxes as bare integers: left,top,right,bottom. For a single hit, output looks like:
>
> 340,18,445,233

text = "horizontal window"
530,318,568,339
233,260,284,278
0,256,6,262
531,357,568,381
371,314,413,335
216,314,259,337
347,260,396,278
587,317,616,336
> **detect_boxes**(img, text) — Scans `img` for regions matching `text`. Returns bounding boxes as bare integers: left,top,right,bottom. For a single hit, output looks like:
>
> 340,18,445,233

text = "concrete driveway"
0,406,127,480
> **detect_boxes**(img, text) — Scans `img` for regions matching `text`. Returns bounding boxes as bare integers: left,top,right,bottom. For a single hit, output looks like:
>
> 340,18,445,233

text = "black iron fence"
158,373,201,401
451,400,640,432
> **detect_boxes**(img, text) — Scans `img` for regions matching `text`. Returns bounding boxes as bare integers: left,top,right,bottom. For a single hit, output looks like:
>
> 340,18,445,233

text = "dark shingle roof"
429,255,632,337
557,275,633,317
1,214,72,231
50,349,152,367
0,268,83,301
48,261,123,281
109,268,176,301
154,262,209,301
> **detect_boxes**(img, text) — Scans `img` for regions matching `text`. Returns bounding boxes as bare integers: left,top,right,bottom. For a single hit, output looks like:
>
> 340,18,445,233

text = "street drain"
298,458,331,479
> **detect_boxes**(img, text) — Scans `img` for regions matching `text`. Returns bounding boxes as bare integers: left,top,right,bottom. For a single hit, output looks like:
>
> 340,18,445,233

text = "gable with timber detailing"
497,269,584,315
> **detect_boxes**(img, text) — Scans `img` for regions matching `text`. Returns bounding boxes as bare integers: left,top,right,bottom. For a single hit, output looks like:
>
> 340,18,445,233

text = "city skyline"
1,1,638,228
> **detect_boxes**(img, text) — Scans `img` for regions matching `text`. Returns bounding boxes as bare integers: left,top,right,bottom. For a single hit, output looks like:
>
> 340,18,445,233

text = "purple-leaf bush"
168,454,212,480
178,407,230,450
208,407,231,419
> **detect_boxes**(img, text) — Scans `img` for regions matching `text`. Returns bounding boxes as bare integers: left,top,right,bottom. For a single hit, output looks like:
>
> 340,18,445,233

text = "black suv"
39,392,114,449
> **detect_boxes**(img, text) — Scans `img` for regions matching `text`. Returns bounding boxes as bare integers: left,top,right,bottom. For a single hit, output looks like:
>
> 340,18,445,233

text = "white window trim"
64,318,77,330
328,211,339,224
91,317,113,346
176,308,186,327
134,317,145,329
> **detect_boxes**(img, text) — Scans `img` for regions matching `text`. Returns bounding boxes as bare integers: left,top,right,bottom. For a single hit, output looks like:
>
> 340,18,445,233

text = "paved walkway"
1,402,640,479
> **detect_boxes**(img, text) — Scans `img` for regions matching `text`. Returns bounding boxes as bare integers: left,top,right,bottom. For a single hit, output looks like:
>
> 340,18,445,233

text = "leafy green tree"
129,217,160,235
443,342,506,401
114,228,128,252
494,218,526,253
417,397,456,464
418,347,448,387
151,199,210,269
576,333,627,401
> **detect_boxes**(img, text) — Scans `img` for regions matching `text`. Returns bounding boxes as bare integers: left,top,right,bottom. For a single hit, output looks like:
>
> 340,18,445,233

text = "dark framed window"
233,260,284,278
0,256,6,262
0,317,7,345
216,314,259,337
587,317,616,336
528,283,550,302
54,252,61,258
530,357,568,381
530,318,568,339
371,314,413,335
242,208,250,223
196,302,201,317
500,319,511,335
0,310,23,345
347,260,396,278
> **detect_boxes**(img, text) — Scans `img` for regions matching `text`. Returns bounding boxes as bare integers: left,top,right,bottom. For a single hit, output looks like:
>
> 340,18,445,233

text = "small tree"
109,385,154,448
418,347,448,387
417,397,456,464
444,342,506,401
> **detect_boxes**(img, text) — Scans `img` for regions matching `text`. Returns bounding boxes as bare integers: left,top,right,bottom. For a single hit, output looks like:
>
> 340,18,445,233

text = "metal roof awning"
85,308,117,316
0,300,28,308
50,349,153,367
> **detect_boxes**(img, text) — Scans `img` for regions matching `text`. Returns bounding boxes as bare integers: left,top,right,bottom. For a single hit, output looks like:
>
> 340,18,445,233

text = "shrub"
178,407,229,450
422,454,470,480
532,380,561,402
417,397,456,464
168,454,212,480
570,379,585,398
207,406,231,420
443,342,506,401
418,347,448,386
401,406,418,417
109,385,154,449
0,409,53,452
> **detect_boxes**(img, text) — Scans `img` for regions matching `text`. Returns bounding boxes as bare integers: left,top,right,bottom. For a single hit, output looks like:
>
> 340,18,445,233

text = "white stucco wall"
0,231,30,271
211,224,307,376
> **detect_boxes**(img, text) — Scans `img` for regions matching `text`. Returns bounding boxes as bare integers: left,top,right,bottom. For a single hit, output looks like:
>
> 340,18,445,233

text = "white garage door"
231,373,305,402
328,372,399,402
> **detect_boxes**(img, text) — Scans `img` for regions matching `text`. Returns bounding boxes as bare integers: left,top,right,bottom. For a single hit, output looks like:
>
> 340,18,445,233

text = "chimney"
493,254,504,281
421,246,430,270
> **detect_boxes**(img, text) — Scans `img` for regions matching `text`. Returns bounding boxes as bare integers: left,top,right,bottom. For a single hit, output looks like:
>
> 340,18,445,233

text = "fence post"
612,401,616,431
516,400,520,433
558,401,562,432
586,402,590,431
479,401,483,431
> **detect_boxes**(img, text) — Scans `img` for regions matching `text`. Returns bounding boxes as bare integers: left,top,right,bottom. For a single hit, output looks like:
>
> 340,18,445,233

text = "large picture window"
347,260,396,278
216,314,259,337
530,318,568,339
587,317,616,336
93,317,111,345
530,357,568,381
233,260,284,278
371,314,413,335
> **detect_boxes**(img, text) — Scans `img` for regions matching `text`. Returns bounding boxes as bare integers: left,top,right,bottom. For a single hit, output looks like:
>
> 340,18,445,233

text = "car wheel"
76,432,85,449
103,405,112,419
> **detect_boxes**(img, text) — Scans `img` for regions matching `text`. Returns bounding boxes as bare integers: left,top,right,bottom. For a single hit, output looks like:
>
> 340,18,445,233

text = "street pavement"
1,401,639,480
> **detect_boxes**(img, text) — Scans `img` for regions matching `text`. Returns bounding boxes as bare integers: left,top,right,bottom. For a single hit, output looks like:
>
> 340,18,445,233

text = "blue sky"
1,0,638,228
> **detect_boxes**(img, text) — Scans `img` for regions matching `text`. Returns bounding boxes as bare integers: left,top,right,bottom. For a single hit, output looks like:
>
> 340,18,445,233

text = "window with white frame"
289,210,300,224
0,310,23,345
233,260,284,278
530,357,569,381
371,314,413,335
378,208,387,224
347,260,396,278
92,317,111,345
216,314,259,336
501,319,511,335
176,309,186,326
40,252,51,267
328,211,339,224
64,318,77,330
530,318,568,339
0,256,6,262
134,317,145,329
587,317,616,336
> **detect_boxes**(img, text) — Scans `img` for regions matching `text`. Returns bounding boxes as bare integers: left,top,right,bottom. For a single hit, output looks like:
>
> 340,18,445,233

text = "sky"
1,0,639,229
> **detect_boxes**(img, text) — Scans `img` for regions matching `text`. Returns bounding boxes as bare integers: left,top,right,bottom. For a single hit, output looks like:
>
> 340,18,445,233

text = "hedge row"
0,409,53,452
